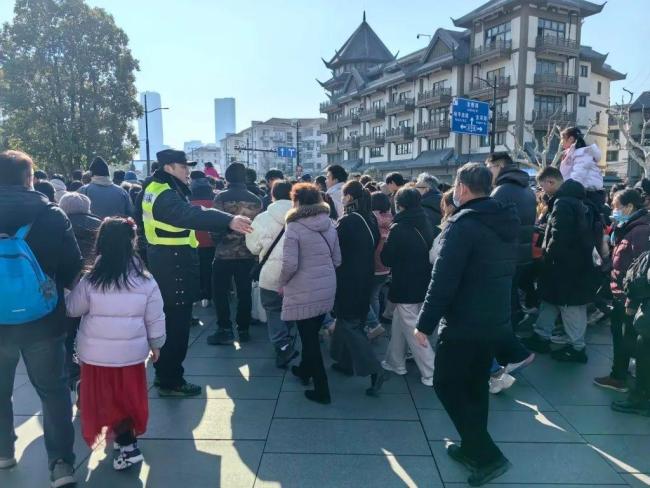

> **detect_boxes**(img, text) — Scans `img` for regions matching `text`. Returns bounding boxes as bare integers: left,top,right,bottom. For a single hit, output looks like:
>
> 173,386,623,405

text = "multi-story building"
138,91,165,161
608,92,650,182
318,2,624,180
220,117,327,176
214,98,236,147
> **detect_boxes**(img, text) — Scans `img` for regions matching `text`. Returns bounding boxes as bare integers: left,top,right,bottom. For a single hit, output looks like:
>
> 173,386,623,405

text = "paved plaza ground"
3,305,650,487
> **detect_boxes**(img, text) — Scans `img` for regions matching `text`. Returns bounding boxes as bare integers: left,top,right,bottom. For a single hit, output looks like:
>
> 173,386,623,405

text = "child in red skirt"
66,217,166,471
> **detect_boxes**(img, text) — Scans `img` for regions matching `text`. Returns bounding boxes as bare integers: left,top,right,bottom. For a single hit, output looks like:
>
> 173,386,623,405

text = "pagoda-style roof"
323,12,394,69
579,46,626,81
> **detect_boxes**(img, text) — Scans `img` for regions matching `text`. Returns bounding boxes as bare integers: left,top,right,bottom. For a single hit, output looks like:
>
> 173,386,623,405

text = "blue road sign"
450,97,490,136
277,146,297,158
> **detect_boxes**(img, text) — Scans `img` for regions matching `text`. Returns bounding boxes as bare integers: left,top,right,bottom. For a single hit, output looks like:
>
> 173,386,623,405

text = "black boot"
468,456,512,486
611,390,650,416
366,371,389,397
291,365,310,386
304,389,331,404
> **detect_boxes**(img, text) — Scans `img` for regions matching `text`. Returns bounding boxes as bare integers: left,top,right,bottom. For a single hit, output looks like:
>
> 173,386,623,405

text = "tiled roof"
325,13,394,69
580,46,626,81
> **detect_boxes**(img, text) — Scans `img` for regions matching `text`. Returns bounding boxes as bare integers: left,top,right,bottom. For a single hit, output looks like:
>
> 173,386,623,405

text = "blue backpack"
0,223,58,325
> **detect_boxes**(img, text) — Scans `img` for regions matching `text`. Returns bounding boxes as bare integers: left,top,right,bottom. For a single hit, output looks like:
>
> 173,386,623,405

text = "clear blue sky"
1,0,648,149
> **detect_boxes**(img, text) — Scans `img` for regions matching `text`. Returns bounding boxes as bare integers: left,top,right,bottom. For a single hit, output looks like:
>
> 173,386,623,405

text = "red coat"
610,211,650,299
190,199,216,248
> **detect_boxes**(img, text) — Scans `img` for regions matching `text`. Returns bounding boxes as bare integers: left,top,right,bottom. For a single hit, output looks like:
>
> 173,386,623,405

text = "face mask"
612,209,631,224
452,188,462,208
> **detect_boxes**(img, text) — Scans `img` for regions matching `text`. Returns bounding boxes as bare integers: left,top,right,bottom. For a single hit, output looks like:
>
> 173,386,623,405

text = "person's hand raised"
229,215,253,234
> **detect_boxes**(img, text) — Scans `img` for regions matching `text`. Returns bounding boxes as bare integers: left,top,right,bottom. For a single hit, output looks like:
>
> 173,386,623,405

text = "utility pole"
295,119,300,176
475,76,497,153
144,94,150,176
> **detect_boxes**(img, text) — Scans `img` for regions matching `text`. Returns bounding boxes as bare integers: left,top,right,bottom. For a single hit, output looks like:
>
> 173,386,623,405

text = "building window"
597,81,602,95
534,95,564,114
485,21,511,45
372,126,382,136
395,143,412,155
430,107,448,123
372,99,383,110
609,130,620,141
430,138,448,150
348,150,359,160
486,67,506,83
479,132,505,147
536,60,563,75
606,150,619,162
494,97,508,115
431,80,448,92
580,65,588,77
397,119,411,128
538,18,566,39
596,111,601,125
370,146,384,158
579,95,587,107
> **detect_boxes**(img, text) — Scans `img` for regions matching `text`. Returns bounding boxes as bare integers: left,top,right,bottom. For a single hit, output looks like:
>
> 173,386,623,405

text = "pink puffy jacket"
66,271,166,367
560,144,604,190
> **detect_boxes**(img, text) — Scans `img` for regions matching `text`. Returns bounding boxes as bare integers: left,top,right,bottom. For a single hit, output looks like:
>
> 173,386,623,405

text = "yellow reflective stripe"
142,181,198,248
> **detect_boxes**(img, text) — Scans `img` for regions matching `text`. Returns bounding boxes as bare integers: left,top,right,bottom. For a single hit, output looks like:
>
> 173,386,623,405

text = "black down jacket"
491,166,536,266
538,179,599,306
416,197,519,340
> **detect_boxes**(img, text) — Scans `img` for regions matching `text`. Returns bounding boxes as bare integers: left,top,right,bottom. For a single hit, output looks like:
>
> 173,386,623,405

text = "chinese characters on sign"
450,97,490,136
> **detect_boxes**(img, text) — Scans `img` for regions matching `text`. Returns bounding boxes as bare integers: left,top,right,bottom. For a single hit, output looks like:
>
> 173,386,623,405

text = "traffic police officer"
142,149,251,397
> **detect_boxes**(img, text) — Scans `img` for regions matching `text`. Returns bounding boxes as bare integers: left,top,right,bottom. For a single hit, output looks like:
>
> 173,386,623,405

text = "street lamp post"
143,93,170,176
475,76,498,154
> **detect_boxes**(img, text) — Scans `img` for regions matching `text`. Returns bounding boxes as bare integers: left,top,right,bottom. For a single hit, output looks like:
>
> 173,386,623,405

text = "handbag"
250,228,285,282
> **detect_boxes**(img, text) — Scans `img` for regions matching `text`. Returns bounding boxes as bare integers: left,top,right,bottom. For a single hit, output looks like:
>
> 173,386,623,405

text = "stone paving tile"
420,409,582,443
186,339,277,358
586,435,650,474
445,484,628,487
147,375,283,400
430,441,625,485
182,357,284,377
10,383,45,416
621,473,650,487
254,453,443,488
143,398,275,440
274,391,419,420
587,323,616,345
76,440,264,487
0,416,92,488
556,405,650,435
265,418,430,455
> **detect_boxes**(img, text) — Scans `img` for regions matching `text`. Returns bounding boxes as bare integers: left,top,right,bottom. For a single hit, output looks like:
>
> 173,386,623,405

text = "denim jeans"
366,274,389,328
260,288,292,349
0,335,75,469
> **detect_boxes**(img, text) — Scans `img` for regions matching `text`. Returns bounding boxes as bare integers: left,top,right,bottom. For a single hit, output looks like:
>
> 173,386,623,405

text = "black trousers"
153,304,192,389
433,336,504,467
636,334,650,397
330,317,381,377
198,247,215,300
212,258,254,332
611,300,637,380
297,315,329,395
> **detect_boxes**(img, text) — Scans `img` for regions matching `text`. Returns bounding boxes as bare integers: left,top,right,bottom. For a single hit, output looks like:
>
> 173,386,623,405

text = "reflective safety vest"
142,181,198,247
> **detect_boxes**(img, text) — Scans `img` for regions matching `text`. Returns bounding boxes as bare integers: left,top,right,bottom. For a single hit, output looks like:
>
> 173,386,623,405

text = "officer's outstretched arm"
152,190,233,232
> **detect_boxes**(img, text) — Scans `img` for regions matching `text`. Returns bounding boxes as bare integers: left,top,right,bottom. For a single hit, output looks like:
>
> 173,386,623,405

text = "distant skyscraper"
138,91,164,161
214,98,236,146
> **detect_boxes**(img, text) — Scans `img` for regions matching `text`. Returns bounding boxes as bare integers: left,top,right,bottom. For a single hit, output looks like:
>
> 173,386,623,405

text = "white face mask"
452,186,462,208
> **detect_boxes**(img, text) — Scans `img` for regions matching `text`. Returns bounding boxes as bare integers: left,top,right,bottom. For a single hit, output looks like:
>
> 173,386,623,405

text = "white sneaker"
201,299,210,308
0,457,16,469
505,353,535,375
421,376,433,387
550,332,570,345
489,373,516,394
381,360,407,376
367,325,386,340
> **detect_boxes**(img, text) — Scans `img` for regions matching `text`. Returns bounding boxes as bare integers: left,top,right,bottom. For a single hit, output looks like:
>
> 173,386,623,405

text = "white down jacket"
560,143,604,190
246,199,292,292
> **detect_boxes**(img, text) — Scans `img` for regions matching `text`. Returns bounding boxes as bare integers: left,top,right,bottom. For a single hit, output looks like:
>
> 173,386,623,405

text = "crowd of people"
0,124,649,487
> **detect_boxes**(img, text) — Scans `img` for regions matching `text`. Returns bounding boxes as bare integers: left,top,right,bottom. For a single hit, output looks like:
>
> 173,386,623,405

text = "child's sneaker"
113,444,144,471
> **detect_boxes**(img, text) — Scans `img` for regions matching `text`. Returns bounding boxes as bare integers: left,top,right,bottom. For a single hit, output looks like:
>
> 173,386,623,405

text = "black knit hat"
89,156,109,177
225,162,246,184
190,170,206,180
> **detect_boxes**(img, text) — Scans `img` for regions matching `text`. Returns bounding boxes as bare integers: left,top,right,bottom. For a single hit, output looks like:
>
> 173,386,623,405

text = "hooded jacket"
539,179,599,306
610,209,650,299
416,197,520,340
381,206,434,304
246,199,292,292
279,203,341,321
560,144,604,191
0,186,83,344
79,176,134,218
420,189,443,238
491,166,537,266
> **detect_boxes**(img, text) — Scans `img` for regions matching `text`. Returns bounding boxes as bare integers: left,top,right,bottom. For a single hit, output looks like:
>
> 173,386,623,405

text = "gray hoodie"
79,176,133,218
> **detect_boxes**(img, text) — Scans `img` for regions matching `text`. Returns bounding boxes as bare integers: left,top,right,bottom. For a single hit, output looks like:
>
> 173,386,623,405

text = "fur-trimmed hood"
286,202,330,224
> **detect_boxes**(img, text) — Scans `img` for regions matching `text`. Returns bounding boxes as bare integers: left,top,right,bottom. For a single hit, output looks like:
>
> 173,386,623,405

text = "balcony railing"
531,110,576,129
416,120,450,138
535,35,579,57
416,87,452,108
386,97,416,116
321,141,339,153
359,133,386,147
468,76,510,99
470,40,513,63
385,126,415,142
320,120,338,133
339,136,360,150
359,107,386,122
338,112,361,127
319,100,339,113
534,73,578,93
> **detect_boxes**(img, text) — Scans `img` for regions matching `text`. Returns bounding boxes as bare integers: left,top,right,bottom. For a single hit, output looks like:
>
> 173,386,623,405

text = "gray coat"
279,203,341,321
79,177,133,218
